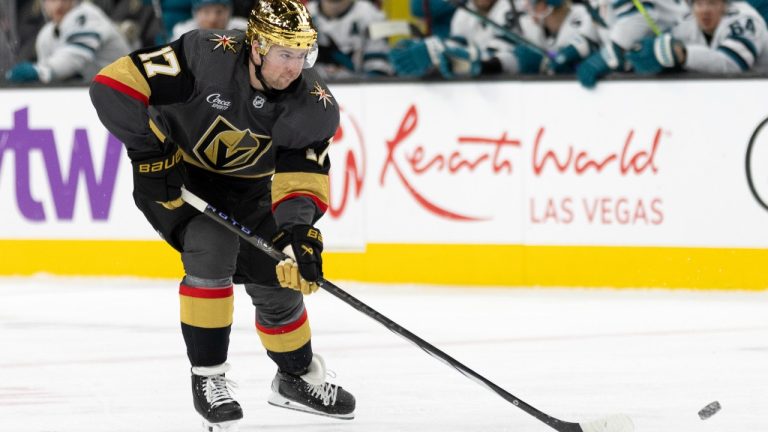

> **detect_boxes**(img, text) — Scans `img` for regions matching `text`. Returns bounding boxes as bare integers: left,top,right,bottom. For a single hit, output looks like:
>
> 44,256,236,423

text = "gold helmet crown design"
246,0,317,55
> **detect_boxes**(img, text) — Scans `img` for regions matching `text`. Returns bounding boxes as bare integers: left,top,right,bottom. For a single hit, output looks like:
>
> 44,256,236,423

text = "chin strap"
250,51,277,96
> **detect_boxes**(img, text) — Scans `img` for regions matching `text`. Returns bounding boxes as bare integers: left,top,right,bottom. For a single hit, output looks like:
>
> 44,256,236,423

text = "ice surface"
0,276,766,431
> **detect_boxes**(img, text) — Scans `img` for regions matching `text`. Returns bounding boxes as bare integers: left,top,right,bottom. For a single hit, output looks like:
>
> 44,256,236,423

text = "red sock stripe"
256,309,308,335
179,284,233,299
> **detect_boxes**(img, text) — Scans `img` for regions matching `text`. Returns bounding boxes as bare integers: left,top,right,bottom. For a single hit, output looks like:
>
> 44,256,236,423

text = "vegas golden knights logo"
193,116,272,173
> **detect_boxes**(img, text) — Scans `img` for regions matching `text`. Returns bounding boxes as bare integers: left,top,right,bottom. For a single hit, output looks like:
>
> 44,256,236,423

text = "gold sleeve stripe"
271,172,329,213
255,309,311,353
93,56,150,105
179,284,234,329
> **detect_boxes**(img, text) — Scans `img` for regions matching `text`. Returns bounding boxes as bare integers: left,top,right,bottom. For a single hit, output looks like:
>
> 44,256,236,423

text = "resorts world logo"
746,117,768,213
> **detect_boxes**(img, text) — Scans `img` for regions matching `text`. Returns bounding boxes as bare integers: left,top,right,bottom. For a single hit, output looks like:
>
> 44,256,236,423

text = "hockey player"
746,0,768,25
626,0,768,73
389,0,597,78
389,0,519,78
5,0,130,83
512,0,600,74
306,0,393,78
88,0,355,430
170,0,248,41
575,0,689,87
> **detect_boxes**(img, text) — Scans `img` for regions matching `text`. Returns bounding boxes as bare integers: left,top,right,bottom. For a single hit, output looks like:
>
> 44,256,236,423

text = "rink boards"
1,79,768,288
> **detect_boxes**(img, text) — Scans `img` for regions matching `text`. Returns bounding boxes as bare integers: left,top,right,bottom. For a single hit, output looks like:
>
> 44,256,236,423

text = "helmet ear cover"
246,0,318,68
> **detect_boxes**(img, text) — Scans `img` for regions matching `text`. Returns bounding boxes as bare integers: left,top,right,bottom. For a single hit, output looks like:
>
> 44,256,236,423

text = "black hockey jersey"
89,29,338,217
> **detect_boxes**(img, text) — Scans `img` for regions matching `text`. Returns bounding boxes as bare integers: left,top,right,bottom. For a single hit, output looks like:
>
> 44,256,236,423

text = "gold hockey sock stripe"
256,309,312,353
179,284,234,329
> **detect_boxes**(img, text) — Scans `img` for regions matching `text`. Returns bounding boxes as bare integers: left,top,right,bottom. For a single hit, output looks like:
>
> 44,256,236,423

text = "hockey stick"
630,0,662,36
180,187,634,432
442,0,554,58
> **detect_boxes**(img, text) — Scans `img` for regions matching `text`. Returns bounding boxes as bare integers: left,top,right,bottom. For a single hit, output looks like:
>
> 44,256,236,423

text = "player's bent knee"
181,215,239,279
245,283,304,315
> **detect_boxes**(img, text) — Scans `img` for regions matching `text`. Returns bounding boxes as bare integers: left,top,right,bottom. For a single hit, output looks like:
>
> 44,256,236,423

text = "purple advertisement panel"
0,89,154,239
1,107,122,221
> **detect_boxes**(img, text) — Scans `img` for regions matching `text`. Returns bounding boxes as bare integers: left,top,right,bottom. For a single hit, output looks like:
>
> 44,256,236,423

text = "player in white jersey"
627,0,768,73
307,0,392,78
575,0,689,87
745,0,768,25
171,0,248,41
5,0,130,83
447,0,517,73
513,0,601,74
389,0,520,77
389,0,598,77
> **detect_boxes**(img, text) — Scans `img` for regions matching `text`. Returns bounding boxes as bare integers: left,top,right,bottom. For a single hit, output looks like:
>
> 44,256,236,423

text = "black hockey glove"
272,225,323,295
130,144,186,210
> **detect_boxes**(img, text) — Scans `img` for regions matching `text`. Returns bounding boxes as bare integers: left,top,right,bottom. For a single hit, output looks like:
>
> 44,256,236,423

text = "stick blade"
579,414,634,432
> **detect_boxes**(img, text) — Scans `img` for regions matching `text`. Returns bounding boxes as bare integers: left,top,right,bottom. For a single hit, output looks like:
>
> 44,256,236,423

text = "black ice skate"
191,363,243,432
268,354,355,420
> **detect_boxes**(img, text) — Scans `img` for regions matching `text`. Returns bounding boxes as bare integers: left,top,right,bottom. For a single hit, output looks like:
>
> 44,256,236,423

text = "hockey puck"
698,401,721,420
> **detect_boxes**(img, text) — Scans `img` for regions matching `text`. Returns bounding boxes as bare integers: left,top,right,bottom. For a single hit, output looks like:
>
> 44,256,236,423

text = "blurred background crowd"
1,0,767,86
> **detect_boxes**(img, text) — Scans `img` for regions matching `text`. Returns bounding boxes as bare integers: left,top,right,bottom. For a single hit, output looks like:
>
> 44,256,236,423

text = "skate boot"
191,363,243,432
268,354,355,419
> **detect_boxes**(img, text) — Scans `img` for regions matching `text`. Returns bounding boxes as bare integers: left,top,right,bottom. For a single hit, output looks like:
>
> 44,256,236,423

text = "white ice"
0,276,766,432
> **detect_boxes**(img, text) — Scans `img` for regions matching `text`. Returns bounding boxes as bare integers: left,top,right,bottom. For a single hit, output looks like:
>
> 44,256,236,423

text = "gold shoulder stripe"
96,56,151,101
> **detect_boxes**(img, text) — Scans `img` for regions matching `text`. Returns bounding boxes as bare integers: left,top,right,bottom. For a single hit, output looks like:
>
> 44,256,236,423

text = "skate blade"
201,419,239,432
268,392,354,420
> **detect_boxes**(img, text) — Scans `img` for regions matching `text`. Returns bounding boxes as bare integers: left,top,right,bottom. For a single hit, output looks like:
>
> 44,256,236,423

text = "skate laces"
306,381,338,406
305,370,338,406
204,374,238,408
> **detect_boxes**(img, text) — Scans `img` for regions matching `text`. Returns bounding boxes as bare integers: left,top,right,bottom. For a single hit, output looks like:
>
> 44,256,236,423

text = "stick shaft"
444,0,551,57
180,188,581,432
631,0,662,35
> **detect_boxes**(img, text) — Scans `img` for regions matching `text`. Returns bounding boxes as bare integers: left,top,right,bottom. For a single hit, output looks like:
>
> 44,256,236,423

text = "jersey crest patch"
193,116,272,173
209,33,239,53
310,81,334,109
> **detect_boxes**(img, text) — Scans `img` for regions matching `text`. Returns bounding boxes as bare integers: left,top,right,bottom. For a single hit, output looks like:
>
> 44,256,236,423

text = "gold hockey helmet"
246,0,317,55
